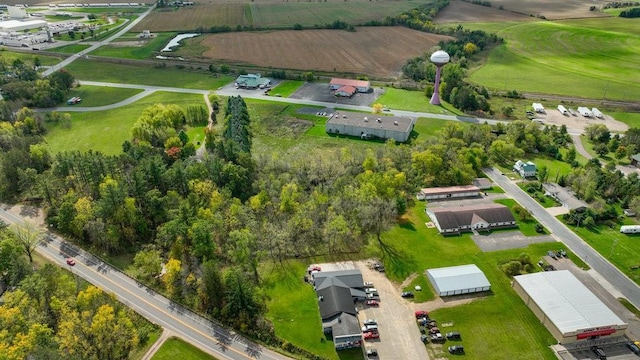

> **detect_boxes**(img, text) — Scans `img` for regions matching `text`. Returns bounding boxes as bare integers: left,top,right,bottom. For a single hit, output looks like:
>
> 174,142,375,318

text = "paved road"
42,4,156,77
484,167,640,309
0,207,293,360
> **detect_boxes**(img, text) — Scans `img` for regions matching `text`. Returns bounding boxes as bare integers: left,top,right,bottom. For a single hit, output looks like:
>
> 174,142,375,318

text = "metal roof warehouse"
426,264,491,296
513,271,627,344
325,111,415,143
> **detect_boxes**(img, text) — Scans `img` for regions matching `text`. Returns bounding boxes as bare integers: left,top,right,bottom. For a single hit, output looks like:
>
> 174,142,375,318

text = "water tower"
429,50,450,105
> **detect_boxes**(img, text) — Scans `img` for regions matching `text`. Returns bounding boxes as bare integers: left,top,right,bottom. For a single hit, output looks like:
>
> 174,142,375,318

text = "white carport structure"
513,271,627,344
426,264,491,296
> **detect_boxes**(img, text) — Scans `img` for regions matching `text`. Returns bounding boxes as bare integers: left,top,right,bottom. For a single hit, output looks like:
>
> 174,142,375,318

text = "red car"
66,258,76,266
415,310,429,318
363,331,379,340
366,300,379,306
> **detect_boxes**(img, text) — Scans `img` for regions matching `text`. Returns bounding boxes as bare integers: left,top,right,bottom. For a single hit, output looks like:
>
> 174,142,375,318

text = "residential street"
484,167,640,309
0,207,293,360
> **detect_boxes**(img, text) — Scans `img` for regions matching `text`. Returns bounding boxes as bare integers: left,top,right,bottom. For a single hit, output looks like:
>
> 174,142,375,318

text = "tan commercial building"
513,271,627,344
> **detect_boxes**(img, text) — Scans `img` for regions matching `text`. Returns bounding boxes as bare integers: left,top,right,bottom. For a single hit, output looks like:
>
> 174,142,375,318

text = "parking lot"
289,82,383,107
317,261,429,360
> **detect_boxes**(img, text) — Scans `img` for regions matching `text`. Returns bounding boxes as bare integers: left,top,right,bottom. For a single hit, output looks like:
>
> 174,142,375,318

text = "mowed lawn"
373,87,463,114
269,80,303,98
65,59,233,89
151,337,218,360
90,32,177,59
66,85,144,107
0,50,61,66
45,92,205,155
468,18,640,101
366,206,559,359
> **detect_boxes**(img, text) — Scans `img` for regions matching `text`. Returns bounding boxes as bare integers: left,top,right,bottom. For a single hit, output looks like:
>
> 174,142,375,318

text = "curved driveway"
0,207,292,360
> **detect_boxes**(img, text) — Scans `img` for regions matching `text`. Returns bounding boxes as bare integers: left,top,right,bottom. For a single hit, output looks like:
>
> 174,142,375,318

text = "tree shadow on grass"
398,217,416,232
378,238,418,280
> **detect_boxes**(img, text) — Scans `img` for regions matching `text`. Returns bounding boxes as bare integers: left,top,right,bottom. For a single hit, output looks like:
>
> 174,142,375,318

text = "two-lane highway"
0,207,293,360
484,167,640,309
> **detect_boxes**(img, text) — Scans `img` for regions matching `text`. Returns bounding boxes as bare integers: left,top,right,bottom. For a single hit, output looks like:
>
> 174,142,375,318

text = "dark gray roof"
543,183,588,210
313,270,364,291
317,286,356,320
430,204,515,230
327,111,414,133
330,313,361,337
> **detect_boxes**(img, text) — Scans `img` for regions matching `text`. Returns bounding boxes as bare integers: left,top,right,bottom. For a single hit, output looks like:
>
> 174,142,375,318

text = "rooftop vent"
394,121,398,126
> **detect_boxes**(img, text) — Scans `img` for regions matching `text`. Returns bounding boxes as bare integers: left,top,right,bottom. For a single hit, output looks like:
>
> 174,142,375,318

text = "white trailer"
577,107,593,117
557,105,568,115
592,108,603,119
620,225,640,234
532,103,545,113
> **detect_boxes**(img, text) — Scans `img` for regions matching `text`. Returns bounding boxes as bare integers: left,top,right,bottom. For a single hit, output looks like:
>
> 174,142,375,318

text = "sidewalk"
141,329,172,360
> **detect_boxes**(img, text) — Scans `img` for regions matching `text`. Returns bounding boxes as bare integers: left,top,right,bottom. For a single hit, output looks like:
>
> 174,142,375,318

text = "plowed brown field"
199,27,451,78
435,0,530,23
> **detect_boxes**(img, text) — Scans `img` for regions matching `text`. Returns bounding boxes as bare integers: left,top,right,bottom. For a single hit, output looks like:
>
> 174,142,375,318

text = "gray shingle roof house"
542,183,587,211
426,203,516,235
312,270,365,350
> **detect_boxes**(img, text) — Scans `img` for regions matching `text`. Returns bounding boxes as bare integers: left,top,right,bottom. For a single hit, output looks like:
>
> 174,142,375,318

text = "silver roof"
514,271,626,334
427,264,490,293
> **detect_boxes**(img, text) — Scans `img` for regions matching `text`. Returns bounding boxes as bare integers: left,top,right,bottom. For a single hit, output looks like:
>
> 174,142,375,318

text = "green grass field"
48,44,93,54
609,111,640,128
151,337,218,360
269,80,304,98
45,92,204,155
66,85,143,107
468,18,640,101
64,59,232,89
494,198,546,235
248,0,431,28
402,273,435,303
0,50,60,66
567,219,640,285
90,32,177,59
374,88,464,114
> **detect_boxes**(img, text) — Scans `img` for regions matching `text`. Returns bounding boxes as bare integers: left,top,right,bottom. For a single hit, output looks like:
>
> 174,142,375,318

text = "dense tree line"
619,7,640,17
0,57,74,108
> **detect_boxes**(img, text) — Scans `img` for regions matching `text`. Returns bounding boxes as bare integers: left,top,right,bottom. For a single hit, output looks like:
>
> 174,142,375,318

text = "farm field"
198,27,451,78
486,0,608,19
44,92,205,155
64,59,232,89
65,85,144,107
468,18,640,101
133,0,431,32
151,337,219,360
435,0,531,23
90,32,177,59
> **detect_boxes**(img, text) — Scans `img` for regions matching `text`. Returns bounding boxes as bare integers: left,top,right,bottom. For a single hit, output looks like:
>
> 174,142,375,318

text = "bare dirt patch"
199,27,452,79
435,0,531,23
485,0,610,20
108,41,147,47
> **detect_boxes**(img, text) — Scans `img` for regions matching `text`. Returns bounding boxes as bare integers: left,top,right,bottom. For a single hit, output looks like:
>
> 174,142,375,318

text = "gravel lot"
472,231,556,252
532,108,628,133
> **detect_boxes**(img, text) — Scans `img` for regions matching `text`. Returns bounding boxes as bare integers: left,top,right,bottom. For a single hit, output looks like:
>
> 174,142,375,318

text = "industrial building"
0,19,47,32
513,271,627,344
426,264,491,297
416,185,480,201
325,110,415,143
426,203,516,234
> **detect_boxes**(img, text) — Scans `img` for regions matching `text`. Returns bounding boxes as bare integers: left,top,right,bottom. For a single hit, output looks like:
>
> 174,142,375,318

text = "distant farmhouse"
325,110,415,143
416,185,480,201
426,203,516,235
312,270,365,350
542,183,587,211
513,160,536,178
235,74,271,89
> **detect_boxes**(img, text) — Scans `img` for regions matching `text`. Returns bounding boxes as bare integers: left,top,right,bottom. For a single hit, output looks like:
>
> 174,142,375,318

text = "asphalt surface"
0,207,292,360
484,167,640,309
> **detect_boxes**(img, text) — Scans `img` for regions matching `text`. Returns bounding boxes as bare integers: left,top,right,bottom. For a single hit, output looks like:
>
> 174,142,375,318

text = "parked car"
429,327,440,334
66,257,75,266
430,333,445,343
420,334,428,343
366,293,380,300
365,288,378,294
558,249,568,257
362,324,378,332
363,319,377,326
547,250,558,259
446,331,461,340
426,320,438,328
364,281,374,288
364,331,379,340
591,346,606,360
401,291,414,298
627,341,640,355
366,348,378,357
415,310,429,318
448,345,464,354
366,300,379,306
